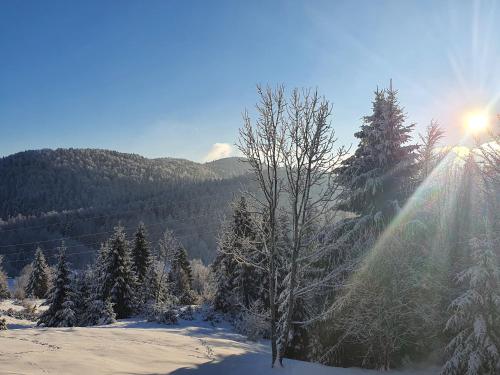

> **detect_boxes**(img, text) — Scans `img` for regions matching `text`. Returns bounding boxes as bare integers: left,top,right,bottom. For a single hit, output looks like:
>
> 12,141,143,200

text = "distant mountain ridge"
0,148,254,275
205,157,250,178
0,149,247,217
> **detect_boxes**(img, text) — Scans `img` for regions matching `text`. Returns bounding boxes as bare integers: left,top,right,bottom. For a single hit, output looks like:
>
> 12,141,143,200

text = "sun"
465,112,489,133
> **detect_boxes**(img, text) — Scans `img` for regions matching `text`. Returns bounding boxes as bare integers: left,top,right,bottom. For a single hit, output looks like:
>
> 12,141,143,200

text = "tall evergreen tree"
331,230,435,370
446,155,481,295
38,244,76,327
82,246,116,326
335,84,418,225
132,223,152,285
142,261,169,306
90,242,111,301
26,247,51,299
212,226,238,312
103,226,136,318
231,197,262,308
169,246,195,305
441,237,500,375
71,268,91,326
213,197,267,313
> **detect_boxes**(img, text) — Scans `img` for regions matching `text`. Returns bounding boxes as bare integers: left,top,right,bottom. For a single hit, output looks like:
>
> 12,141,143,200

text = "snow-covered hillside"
0,299,436,375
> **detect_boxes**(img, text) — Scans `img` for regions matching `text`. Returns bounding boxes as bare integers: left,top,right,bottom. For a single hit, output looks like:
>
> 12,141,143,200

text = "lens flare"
465,112,489,133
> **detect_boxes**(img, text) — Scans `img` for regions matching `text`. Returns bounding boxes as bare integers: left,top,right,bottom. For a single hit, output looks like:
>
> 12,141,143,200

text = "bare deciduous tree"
238,84,286,367
237,85,347,366
278,89,347,364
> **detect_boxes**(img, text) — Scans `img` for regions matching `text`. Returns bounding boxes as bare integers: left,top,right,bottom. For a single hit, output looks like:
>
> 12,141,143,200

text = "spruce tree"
231,197,262,309
285,297,310,361
132,222,151,285
26,247,51,299
446,155,481,297
169,246,195,305
441,237,500,375
212,232,238,312
0,256,10,300
92,242,111,299
142,261,170,306
213,197,266,313
104,226,136,318
82,246,116,326
72,268,91,326
84,298,116,326
331,232,434,370
38,245,76,327
335,85,418,224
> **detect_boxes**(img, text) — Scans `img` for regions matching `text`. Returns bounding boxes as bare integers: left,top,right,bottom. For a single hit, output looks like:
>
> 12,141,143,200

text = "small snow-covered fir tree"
104,226,136,318
441,237,500,375
132,222,152,285
335,84,418,225
26,247,51,299
38,244,76,327
84,297,116,326
0,256,10,300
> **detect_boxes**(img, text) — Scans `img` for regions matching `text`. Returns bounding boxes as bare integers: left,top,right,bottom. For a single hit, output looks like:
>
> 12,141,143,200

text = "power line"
0,211,226,256
1,226,220,265
0,209,225,249
0,190,237,234
1,217,222,259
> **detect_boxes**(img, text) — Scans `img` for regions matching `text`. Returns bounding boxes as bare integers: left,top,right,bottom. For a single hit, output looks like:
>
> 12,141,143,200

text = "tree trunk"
269,254,277,367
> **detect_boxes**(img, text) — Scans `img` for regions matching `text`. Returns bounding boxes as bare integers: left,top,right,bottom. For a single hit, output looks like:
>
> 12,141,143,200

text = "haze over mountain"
0,148,254,275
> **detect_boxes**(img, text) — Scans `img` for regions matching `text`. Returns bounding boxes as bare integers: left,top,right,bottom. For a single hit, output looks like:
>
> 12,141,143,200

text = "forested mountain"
0,149,254,275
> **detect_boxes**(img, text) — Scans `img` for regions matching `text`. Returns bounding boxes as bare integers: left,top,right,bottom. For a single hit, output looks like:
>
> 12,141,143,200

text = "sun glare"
465,112,489,133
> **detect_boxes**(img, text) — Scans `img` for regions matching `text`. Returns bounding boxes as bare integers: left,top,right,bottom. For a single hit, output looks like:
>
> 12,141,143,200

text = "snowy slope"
0,300,436,375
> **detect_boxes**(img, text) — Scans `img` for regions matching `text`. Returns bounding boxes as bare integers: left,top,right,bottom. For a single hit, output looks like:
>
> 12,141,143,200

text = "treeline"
211,85,500,373
3,223,214,327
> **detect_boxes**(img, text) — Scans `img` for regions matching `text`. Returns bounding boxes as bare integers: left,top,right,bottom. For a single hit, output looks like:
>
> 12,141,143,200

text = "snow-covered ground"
0,299,436,375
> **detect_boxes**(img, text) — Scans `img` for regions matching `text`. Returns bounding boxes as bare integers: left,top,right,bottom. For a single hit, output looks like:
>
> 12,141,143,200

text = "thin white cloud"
202,143,235,162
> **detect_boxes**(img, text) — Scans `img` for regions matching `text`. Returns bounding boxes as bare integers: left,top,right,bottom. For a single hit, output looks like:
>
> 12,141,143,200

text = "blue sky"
1,0,499,161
